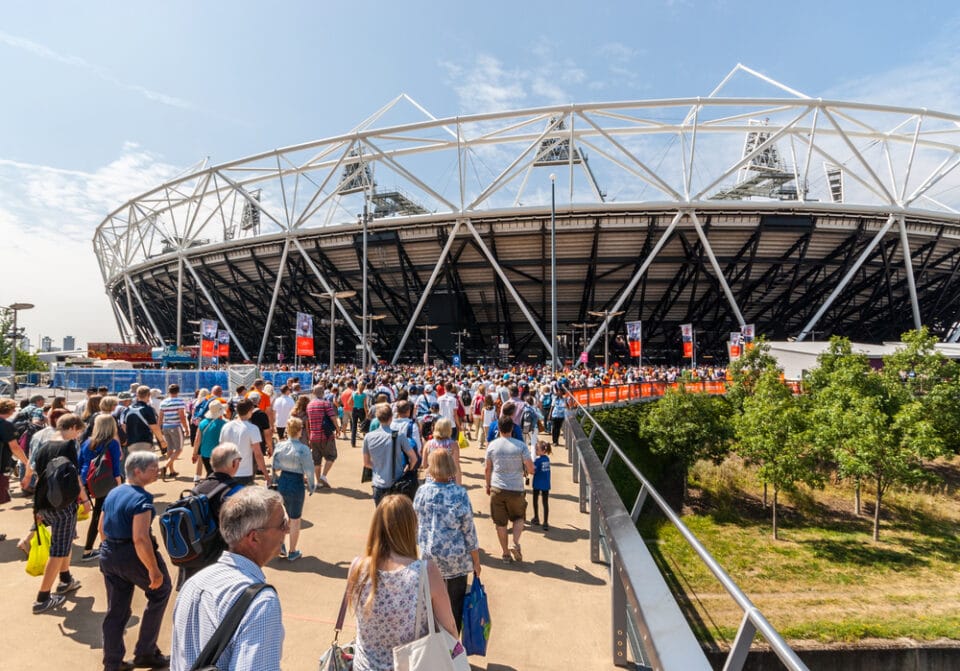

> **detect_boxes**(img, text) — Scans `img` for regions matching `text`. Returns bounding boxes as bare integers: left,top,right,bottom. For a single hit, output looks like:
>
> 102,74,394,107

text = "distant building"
63,335,75,351
41,336,53,352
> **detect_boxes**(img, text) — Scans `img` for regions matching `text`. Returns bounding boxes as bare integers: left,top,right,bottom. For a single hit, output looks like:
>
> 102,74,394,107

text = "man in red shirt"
306,384,339,488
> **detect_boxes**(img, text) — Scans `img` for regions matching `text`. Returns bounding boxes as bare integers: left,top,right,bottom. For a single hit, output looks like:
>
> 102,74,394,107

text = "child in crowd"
480,395,496,449
531,441,552,531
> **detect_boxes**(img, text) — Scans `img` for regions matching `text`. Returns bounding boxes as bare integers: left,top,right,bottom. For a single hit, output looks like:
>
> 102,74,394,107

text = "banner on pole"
681,323,693,359
201,339,215,358
729,332,742,359
217,330,230,358
296,312,314,357
626,321,642,358
579,351,589,364
741,323,755,351
201,319,218,341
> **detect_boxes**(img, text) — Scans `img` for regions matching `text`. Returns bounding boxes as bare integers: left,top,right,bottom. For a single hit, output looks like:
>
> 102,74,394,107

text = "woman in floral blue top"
413,448,481,633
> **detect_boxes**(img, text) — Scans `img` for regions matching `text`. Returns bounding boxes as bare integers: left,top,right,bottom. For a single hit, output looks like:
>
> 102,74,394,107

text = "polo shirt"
102,483,155,539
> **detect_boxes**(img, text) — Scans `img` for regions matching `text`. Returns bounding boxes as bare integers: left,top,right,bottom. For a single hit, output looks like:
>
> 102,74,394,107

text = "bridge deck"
0,432,614,670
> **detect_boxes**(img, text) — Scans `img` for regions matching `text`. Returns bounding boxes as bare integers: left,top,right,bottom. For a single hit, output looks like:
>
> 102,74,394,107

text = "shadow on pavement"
58,594,104,648
270,554,350,579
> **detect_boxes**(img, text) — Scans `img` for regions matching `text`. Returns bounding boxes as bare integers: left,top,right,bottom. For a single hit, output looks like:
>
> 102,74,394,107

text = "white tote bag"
393,561,470,671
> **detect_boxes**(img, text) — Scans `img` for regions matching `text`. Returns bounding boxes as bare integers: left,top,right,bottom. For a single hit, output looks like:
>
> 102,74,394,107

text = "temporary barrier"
569,380,730,408
53,367,313,395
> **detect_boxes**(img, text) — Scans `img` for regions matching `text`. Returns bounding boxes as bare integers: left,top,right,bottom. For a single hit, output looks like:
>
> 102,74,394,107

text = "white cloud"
0,30,195,110
0,146,185,346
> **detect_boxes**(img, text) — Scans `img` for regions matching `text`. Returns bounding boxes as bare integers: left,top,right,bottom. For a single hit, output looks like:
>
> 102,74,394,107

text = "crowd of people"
0,362,590,670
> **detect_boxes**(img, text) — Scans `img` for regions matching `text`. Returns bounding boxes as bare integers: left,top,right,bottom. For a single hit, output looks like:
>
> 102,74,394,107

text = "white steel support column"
257,239,292,365
586,211,683,354
689,210,747,327
798,214,898,341
391,220,463,364
182,257,252,361
898,216,923,329
463,219,555,356
123,275,164,346
176,255,184,348
107,296,130,343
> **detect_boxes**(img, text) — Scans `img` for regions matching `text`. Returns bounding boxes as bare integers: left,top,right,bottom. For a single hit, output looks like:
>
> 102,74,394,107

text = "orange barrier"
569,380,729,408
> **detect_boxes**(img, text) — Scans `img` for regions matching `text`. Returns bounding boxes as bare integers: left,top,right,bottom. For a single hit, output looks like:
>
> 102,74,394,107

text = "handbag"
360,466,373,484
461,572,491,656
457,432,469,451
0,473,10,505
189,582,274,671
318,583,355,671
393,561,470,671
26,523,51,577
386,431,418,500
77,502,90,521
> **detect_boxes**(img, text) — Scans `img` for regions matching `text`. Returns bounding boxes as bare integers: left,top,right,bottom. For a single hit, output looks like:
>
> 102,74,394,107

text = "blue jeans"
99,539,172,669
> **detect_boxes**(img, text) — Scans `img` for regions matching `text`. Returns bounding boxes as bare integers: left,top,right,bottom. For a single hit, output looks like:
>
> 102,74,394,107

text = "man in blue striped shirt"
170,487,287,671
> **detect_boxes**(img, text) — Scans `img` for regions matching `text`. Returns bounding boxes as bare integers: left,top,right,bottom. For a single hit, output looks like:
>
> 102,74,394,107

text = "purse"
26,523,51,577
318,583,355,671
392,561,470,671
0,473,10,505
189,582,274,671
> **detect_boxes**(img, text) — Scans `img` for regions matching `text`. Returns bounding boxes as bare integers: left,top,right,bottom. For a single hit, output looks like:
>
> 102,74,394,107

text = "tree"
808,336,946,540
736,368,822,539
725,337,779,412
638,385,732,508
0,313,44,371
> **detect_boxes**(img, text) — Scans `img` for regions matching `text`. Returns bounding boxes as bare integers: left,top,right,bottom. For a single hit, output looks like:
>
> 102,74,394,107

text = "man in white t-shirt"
271,385,295,440
218,398,269,486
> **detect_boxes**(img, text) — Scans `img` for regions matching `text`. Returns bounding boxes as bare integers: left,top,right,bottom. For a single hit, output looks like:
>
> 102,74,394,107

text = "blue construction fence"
52,367,314,395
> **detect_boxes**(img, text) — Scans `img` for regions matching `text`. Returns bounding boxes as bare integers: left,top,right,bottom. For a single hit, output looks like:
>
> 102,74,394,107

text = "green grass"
635,456,960,647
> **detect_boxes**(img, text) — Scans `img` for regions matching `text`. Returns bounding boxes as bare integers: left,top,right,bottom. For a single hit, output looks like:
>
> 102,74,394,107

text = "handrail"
563,396,808,670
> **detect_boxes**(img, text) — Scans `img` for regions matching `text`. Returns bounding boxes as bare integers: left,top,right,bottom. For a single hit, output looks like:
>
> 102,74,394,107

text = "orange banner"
683,341,693,358
296,335,314,357
218,343,229,358
200,339,215,358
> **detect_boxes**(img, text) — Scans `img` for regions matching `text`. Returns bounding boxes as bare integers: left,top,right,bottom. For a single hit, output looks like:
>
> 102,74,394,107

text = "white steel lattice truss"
93,65,960,362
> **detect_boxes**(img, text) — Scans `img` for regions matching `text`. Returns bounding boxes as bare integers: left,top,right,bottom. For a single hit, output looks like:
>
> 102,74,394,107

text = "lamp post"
354,313,385,369
570,322,592,368
312,290,356,371
274,335,285,364
587,309,625,370
361,183,371,371
451,329,469,364
418,324,438,365
550,173,558,372
5,302,34,398
187,319,203,374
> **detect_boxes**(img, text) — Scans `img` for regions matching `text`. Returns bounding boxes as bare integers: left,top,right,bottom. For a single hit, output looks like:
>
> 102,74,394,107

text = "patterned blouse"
353,560,429,671
413,480,479,579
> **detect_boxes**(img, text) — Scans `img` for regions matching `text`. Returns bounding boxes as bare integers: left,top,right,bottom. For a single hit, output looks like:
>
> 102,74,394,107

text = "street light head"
8,302,34,311
549,173,556,182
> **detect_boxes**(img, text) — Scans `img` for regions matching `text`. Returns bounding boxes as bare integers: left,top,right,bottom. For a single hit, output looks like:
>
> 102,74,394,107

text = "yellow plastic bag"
26,523,51,577
77,503,90,522
458,431,469,451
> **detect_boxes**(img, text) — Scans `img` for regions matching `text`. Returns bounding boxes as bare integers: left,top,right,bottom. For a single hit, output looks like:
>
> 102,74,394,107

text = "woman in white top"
346,494,458,671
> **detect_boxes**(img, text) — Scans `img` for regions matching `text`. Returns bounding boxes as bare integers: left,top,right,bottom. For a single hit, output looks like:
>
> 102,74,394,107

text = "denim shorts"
277,471,306,519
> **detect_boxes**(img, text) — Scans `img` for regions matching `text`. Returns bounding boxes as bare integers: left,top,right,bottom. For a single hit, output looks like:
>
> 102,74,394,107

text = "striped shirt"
171,552,283,671
306,398,336,441
159,396,187,429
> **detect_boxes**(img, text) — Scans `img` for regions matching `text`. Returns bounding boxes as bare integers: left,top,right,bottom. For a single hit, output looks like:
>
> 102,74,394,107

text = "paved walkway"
0,428,614,670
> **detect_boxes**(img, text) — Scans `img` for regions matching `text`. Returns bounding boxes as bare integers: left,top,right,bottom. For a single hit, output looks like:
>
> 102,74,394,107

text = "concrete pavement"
0,428,614,670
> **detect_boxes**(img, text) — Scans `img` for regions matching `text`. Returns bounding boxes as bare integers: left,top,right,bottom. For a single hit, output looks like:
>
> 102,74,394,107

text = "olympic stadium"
94,65,960,366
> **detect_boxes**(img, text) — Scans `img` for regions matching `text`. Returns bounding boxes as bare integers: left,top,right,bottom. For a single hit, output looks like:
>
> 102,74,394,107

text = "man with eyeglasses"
175,443,245,587
170,487,287,671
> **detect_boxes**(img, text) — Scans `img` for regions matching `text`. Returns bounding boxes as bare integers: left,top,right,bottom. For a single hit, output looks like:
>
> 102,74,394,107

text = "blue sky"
3,1,960,348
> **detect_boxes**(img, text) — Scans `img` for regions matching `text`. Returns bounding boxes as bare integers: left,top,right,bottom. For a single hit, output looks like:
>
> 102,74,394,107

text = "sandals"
510,545,523,562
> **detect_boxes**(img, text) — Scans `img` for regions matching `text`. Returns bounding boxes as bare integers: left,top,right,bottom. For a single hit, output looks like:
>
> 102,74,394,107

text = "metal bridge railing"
563,399,808,671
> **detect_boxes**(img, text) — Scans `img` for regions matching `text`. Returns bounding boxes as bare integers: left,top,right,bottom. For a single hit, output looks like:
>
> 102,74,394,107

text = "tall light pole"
418,324,438,365
6,302,34,398
451,329,469,364
361,182,370,371
588,309,625,370
313,290,356,371
550,173,558,372
187,319,203,374
354,313,384,369
571,322,592,369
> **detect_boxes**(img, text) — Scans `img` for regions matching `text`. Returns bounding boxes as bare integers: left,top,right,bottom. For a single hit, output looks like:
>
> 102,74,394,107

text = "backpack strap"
190,582,274,671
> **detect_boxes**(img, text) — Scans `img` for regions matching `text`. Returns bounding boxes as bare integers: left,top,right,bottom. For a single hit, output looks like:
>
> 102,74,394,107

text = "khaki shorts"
162,427,183,456
310,437,337,465
490,488,526,526
127,441,154,453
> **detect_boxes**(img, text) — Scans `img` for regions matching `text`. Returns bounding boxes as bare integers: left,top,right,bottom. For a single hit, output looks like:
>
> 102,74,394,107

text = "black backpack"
44,456,82,509
159,482,241,569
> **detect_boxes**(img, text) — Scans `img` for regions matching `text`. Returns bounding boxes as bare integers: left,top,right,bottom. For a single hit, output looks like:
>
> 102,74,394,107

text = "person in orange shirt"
339,383,354,440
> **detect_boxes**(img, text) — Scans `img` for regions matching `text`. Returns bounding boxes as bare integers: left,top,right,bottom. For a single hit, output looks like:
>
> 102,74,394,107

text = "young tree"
725,337,779,412
736,368,821,539
638,385,732,507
